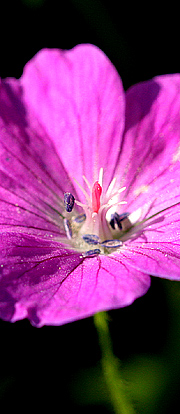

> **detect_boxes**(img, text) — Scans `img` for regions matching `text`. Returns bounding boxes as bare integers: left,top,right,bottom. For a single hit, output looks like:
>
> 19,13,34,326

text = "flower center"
62,167,180,256
63,168,132,255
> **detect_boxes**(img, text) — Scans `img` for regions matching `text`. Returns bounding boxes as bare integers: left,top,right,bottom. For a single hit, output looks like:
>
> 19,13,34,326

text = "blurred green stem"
94,312,136,414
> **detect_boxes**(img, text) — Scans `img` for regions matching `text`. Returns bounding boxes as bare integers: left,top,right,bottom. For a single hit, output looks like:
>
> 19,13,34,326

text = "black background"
0,1,180,412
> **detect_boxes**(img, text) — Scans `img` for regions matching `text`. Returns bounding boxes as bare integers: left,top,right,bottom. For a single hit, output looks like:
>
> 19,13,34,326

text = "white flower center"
62,168,180,257
63,168,133,255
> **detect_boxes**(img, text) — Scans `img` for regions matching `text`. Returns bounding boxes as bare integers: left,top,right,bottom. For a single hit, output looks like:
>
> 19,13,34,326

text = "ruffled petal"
0,232,150,326
20,45,125,199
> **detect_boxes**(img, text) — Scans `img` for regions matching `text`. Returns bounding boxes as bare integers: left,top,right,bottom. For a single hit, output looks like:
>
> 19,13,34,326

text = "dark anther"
74,214,86,223
110,215,116,229
83,249,101,257
63,218,72,239
64,192,75,212
110,212,129,230
82,234,100,245
101,239,123,248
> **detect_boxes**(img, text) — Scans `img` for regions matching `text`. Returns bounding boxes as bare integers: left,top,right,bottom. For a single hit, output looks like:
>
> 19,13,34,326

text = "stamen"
66,168,132,253
82,175,91,190
92,181,102,213
83,249,101,257
73,177,91,203
109,212,132,233
82,234,100,245
107,186,126,204
109,215,116,229
106,177,117,198
63,218,72,239
73,214,86,223
64,193,75,212
110,212,129,230
101,239,123,248
104,201,127,213
75,200,88,209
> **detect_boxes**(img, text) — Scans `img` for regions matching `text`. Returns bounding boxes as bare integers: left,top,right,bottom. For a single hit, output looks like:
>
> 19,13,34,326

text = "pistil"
92,181,102,213
63,169,131,253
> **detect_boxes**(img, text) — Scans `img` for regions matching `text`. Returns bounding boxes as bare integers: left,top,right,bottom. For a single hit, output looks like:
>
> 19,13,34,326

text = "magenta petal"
119,75,180,209
122,240,180,280
21,45,125,197
0,232,150,326
0,233,85,325
0,79,80,239
36,256,150,326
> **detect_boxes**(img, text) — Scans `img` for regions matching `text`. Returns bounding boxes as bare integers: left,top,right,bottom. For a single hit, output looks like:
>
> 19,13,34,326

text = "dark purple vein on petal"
1,252,83,285
0,198,63,228
0,223,64,235
0,178,65,222
126,165,180,211
0,123,76,197
11,255,86,305
114,94,180,200
127,244,180,261
1,141,63,202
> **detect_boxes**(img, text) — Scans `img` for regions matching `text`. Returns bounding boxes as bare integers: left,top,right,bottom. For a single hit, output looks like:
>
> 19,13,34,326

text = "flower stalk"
94,312,136,414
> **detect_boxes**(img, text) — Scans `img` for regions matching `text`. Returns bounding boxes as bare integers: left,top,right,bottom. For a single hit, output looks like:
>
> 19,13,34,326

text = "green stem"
94,312,136,414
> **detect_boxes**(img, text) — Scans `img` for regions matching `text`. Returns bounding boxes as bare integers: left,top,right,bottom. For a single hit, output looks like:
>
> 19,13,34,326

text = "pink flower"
1,44,180,327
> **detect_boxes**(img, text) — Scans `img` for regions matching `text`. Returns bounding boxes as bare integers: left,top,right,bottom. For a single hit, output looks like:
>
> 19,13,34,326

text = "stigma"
92,181,102,213
63,168,132,254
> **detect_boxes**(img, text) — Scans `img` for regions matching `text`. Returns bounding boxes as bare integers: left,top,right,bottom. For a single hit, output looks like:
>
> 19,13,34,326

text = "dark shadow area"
124,80,161,130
